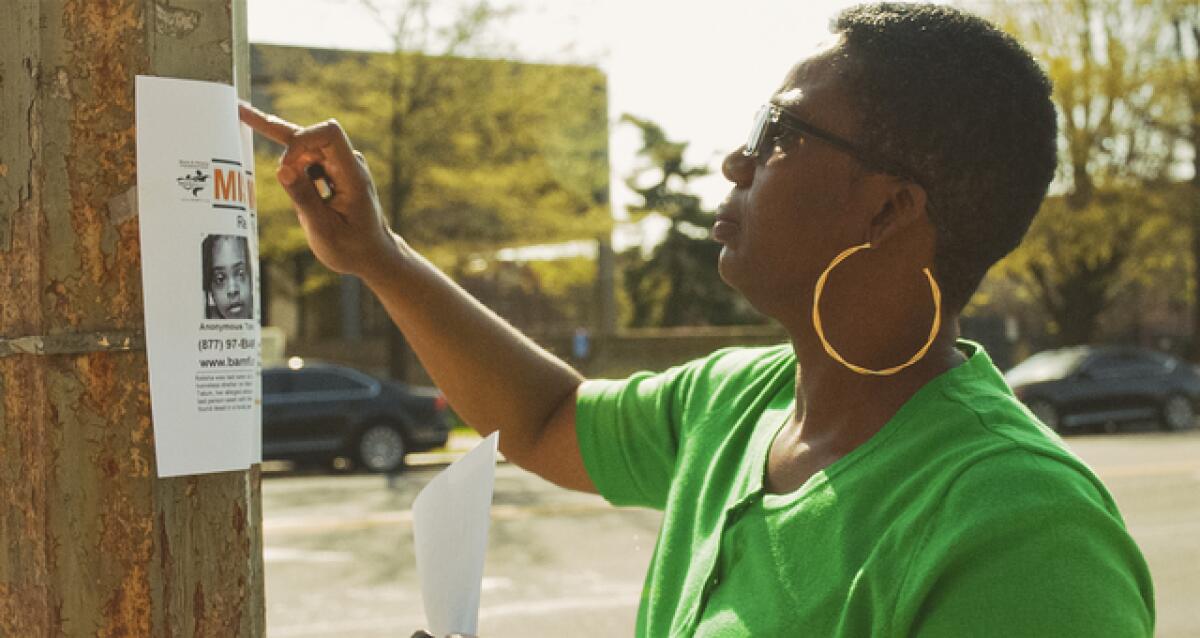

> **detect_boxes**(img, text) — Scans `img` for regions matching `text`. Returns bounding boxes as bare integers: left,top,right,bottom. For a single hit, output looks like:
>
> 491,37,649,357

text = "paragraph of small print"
196,370,256,413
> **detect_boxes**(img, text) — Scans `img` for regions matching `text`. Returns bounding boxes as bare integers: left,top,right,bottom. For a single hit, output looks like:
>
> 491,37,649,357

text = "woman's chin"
716,249,741,290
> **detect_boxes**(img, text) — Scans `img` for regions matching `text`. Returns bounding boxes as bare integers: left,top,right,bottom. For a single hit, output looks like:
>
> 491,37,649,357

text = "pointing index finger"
238,101,300,146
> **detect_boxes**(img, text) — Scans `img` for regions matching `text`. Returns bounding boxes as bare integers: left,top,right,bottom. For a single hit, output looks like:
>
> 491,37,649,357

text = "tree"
965,0,1191,346
359,0,500,380
990,190,1183,345
619,115,765,327
250,12,610,376
1150,0,1200,356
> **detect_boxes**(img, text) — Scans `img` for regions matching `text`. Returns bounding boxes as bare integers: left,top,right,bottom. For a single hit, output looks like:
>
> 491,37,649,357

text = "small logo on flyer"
177,159,212,202
177,169,210,197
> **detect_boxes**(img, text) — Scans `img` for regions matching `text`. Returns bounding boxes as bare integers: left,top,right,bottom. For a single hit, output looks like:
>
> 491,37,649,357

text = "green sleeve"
903,451,1155,637
575,360,702,510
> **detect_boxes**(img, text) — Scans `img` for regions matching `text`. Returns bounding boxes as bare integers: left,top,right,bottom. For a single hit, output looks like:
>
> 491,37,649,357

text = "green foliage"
988,188,1185,344
452,257,595,332
249,43,611,283
527,256,596,301
961,0,1196,348
619,115,765,327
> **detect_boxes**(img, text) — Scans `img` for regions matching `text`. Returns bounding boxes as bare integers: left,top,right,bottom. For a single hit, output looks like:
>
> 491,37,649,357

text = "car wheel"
356,424,407,473
1028,399,1061,431
1161,395,1196,431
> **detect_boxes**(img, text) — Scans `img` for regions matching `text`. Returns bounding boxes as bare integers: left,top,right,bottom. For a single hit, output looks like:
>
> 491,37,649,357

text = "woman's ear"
867,180,927,247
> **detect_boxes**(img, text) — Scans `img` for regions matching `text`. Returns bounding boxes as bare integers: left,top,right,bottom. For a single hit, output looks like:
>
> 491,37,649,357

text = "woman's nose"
722,147,755,187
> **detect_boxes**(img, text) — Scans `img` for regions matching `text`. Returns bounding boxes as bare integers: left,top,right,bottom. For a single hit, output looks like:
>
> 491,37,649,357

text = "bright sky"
246,0,941,250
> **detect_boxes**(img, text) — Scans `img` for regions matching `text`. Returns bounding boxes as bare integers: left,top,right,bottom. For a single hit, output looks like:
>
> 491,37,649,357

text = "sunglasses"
742,104,921,184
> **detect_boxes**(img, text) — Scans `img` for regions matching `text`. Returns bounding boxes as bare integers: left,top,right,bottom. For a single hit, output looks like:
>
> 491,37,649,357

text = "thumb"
277,164,330,219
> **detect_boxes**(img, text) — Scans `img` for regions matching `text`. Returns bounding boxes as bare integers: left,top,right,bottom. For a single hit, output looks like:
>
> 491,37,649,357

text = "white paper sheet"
239,122,263,464
135,76,262,476
412,432,499,638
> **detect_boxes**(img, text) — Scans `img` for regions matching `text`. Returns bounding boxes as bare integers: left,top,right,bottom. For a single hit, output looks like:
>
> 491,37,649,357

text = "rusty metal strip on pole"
0,331,145,358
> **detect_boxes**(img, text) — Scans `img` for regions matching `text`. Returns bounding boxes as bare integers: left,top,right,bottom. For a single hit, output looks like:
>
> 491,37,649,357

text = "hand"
238,102,399,280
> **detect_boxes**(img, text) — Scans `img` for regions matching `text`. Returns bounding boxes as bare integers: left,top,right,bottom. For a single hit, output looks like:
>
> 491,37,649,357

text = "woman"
243,4,1152,635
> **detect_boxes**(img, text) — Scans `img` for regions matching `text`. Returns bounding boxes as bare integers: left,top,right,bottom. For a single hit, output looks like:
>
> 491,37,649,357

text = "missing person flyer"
135,76,262,477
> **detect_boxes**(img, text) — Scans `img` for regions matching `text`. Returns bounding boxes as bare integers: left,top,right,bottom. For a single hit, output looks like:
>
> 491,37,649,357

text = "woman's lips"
712,217,740,243
713,197,741,243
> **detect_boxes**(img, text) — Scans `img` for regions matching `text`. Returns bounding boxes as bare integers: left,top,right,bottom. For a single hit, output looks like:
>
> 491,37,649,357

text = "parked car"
262,359,450,472
1005,345,1200,432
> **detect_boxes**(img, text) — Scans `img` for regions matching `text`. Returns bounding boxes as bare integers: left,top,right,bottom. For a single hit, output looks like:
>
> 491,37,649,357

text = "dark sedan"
1005,345,1200,432
262,359,450,472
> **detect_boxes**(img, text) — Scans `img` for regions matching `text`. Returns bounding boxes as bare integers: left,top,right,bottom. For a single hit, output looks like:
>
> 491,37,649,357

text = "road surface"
262,428,1200,637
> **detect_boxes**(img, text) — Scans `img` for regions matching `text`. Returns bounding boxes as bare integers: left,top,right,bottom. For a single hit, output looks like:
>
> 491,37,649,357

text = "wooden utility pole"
0,2,265,635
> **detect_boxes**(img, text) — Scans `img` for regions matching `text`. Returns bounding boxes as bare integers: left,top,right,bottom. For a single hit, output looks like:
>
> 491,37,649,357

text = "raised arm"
240,104,594,492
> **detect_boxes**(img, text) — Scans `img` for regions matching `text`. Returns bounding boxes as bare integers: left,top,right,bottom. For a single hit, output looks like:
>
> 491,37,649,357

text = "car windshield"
1005,347,1091,386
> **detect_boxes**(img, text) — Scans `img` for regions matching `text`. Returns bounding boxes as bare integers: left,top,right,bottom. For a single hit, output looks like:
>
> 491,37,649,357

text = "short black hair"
831,3,1058,313
201,234,251,293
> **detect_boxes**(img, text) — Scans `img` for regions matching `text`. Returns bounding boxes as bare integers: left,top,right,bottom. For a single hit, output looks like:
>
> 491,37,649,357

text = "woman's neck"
784,329,966,447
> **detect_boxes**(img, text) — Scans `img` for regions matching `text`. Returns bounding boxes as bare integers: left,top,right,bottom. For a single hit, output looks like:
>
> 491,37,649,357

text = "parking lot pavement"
263,429,1200,637
263,461,659,637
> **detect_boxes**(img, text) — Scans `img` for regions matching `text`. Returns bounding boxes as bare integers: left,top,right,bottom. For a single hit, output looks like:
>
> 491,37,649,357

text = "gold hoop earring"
811,242,942,376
